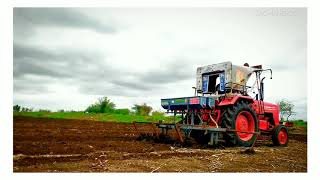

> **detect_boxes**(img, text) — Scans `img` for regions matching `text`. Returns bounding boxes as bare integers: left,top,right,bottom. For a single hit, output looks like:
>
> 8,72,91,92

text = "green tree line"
14,96,162,116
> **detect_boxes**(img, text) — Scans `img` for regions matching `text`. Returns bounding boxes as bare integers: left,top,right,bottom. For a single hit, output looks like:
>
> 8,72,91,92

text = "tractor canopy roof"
196,61,262,92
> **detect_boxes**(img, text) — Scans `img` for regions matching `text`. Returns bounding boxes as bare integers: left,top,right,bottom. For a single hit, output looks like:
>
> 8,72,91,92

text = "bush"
152,111,165,116
132,103,153,116
113,108,130,115
85,97,116,113
13,105,33,112
85,104,100,113
13,105,21,112
39,109,51,112
22,107,32,112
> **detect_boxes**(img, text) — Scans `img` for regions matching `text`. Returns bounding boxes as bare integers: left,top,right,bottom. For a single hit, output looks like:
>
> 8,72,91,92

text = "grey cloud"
14,8,117,40
14,82,50,94
105,60,195,93
14,42,195,97
111,80,151,91
13,43,148,96
14,58,69,78
77,72,161,96
77,82,140,97
13,43,108,79
14,43,54,60
140,60,195,83
13,8,197,97
13,75,55,94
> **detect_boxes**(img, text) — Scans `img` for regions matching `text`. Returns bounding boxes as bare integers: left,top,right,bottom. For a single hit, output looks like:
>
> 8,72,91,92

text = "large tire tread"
221,101,259,147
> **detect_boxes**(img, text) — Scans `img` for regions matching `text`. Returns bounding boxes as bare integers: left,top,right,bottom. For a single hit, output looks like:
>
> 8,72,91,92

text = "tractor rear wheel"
221,101,259,147
272,125,288,146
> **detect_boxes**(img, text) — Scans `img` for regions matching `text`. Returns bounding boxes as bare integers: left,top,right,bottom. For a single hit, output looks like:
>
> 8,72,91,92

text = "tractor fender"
218,95,254,106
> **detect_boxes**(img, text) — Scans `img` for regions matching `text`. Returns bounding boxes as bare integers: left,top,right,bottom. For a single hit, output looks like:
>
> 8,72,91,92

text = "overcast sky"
13,8,307,120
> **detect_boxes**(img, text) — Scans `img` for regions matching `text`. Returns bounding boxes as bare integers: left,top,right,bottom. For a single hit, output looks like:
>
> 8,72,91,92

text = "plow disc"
132,122,178,144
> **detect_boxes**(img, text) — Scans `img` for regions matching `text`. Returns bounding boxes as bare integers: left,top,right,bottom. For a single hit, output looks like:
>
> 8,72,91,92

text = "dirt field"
13,116,307,172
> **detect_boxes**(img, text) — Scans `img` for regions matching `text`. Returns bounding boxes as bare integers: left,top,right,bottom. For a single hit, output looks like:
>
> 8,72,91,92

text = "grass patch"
292,120,307,128
281,119,307,127
13,111,175,124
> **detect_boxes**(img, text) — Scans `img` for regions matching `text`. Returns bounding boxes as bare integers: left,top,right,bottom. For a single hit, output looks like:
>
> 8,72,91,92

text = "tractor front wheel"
272,125,289,146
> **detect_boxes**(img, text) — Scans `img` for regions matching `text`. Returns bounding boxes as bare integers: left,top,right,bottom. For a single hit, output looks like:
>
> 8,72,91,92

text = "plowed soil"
13,116,307,172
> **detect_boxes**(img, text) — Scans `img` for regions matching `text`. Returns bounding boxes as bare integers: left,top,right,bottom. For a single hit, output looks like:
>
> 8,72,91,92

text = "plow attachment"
132,121,230,146
156,123,227,146
132,121,178,144
132,120,260,147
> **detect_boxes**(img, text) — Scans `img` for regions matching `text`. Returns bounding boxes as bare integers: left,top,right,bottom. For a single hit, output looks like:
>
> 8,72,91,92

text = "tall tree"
277,99,295,121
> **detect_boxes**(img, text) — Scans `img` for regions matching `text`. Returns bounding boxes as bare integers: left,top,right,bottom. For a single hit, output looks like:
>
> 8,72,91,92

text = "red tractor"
154,61,288,147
